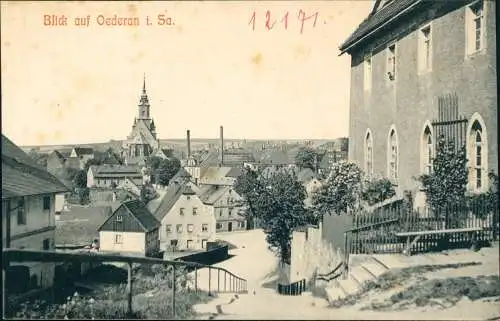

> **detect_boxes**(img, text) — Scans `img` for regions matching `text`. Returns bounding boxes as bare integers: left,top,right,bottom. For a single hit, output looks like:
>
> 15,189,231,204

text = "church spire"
138,73,150,119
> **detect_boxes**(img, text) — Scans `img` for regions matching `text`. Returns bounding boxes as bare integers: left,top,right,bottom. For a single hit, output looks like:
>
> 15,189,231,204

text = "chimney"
186,130,191,158
220,125,224,166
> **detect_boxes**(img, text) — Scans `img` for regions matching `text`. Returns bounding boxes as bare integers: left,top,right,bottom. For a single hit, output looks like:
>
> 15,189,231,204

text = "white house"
97,199,160,257
148,181,216,252
2,134,70,292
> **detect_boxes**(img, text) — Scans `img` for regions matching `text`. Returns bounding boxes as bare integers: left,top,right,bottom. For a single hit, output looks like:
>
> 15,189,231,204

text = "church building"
122,75,160,165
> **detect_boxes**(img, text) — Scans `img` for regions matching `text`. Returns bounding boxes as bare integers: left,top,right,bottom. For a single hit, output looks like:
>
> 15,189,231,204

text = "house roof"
98,199,160,233
90,164,142,178
198,185,227,205
200,166,233,184
2,135,69,199
258,150,291,165
150,181,194,220
49,150,67,164
339,0,422,54
171,167,192,182
73,147,94,156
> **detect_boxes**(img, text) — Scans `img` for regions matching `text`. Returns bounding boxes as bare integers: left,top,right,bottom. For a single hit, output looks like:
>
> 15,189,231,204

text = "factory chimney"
186,130,191,158
220,126,224,166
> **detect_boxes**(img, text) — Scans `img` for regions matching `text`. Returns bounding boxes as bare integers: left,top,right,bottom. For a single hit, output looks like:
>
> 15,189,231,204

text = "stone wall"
289,223,343,284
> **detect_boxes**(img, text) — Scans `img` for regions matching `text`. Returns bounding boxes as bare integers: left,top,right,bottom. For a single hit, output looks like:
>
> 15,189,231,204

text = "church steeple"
138,73,150,119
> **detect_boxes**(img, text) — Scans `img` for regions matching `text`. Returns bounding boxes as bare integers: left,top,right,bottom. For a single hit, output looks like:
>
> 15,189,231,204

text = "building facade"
87,164,144,188
341,0,497,201
2,134,69,292
199,185,247,232
148,182,216,252
98,199,160,257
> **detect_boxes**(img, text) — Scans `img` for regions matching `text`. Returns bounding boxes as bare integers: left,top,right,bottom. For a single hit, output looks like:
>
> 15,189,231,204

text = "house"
148,181,216,252
340,0,497,206
97,199,160,257
122,76,160,166
199,185,246,233
117,177,143,197
2,134,70,293
198,166,238,186
87,164,144,188
68,147,94,169
46,150,67,175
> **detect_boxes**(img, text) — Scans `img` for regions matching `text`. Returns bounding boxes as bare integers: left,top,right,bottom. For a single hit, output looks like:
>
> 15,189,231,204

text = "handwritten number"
298,10,318,34
265,11,276,30
249,11,256,30
281,12,289,30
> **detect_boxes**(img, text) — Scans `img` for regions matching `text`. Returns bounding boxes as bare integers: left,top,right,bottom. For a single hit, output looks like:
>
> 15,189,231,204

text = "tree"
84,158,103,172
140,183,157,204
73,170,88,189
361,177,396,206
295,147,321,171
156,157,181,186
234,167,265,229
311,161,363,219
236,167,314,264
418,137,468,214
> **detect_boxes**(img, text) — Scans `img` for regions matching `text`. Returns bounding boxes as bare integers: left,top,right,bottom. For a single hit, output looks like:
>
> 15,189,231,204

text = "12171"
248,9,319,34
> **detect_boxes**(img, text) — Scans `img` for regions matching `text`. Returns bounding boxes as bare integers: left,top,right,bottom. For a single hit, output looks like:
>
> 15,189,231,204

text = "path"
193,230,500,320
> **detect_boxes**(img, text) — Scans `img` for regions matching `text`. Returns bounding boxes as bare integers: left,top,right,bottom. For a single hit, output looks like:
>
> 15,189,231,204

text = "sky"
1,1,372,146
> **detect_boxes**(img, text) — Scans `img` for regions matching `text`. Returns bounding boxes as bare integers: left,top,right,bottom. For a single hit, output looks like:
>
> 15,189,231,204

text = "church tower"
138,74,151,120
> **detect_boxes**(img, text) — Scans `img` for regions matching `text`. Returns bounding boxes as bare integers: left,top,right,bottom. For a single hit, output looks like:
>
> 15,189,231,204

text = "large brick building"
341,0,497,202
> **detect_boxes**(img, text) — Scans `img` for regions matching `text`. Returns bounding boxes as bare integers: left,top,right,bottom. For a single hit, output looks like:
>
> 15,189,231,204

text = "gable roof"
199,185,231,205
2,134,69,199
150,181,199,220
339,0,423,54
49,150,67,164
73,147,94,156
98,199,160,233
200,166,232,183
90,164,142,178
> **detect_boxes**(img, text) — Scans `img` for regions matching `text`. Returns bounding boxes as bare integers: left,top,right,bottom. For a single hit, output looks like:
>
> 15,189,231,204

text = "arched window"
364,130,373,177
387,127,398,183
468,116,488,192
421,125,433,174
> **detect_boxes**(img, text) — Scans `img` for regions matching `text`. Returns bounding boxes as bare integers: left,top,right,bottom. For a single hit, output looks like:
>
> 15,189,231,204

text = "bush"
362,178,396,206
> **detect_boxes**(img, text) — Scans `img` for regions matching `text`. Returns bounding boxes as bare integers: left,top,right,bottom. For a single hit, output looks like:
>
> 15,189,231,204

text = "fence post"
208,267,212,296
172,265,176,318
224,271,227,292
343,232,349,280
194,267,198,293
127,262,133,316
217,269,220,293
2,261,8,319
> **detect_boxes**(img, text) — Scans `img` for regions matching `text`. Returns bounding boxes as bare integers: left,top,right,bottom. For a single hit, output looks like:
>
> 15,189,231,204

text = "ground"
193,229,500,320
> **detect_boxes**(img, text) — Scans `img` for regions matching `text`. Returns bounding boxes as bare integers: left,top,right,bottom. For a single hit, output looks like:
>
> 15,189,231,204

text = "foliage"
146,156,181,186
311,162,363,219
73,170,87,189
467,171,499,220
237,167,314,263
361,177,396,206
76,187,90,205
140,183,158,204
294,147,321,170
234,167,263,227
418,137,468,214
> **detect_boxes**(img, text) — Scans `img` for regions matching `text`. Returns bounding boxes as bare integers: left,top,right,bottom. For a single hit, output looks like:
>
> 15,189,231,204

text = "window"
115,234,123,244
364,53,372,91
419,25,432,72
468,116,488,192
176,224,183,233
421,125,434,174
43,196,51,211
192,207,198,215
202,239,208,249
202,224,208,232
186,196,190,200
216,223,223,230
466,1,485,55
116,215,123,222
179,207,185,215
186,240,193,249
187,224,194,233
170,239,178,246
166,224,172,233
43,239,51,250
387,128,399,183
386,44,396,81
17,198,26,225
364,130,373,177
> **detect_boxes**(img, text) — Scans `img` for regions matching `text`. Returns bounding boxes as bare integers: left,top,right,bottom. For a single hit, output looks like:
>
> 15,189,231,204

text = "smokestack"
186,130,191,158
220,126,224,166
